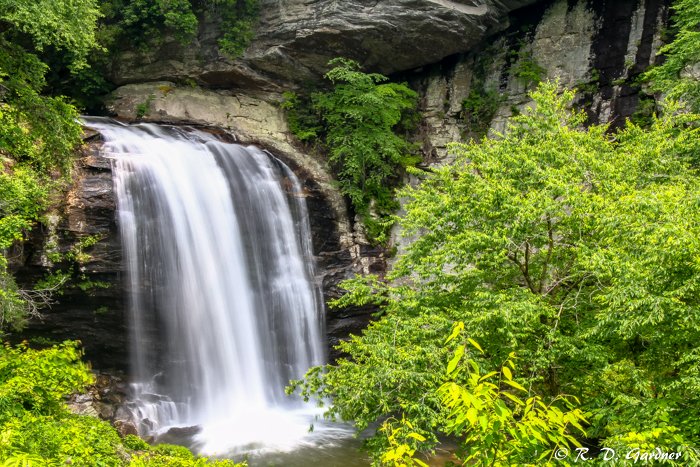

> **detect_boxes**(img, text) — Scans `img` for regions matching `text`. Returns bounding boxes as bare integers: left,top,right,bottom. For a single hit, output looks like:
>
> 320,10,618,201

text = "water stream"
83,118,362,463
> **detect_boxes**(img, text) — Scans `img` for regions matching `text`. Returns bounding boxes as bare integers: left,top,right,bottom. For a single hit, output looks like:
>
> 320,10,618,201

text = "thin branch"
538,216,555,294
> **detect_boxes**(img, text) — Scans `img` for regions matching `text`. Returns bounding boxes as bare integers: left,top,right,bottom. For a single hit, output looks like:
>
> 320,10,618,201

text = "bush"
0,343,247,466
283,58,419,243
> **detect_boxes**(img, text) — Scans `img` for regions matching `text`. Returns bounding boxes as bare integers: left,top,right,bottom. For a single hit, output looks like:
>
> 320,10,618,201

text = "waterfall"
84,118,329,455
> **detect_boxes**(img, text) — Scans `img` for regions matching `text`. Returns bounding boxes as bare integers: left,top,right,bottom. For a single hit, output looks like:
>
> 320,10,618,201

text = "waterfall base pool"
153,412,371,466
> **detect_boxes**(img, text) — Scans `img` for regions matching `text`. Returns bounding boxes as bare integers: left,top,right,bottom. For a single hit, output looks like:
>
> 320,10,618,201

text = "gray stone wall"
413,0,669,161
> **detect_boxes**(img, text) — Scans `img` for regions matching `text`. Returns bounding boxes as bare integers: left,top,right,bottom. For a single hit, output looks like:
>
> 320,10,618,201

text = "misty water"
84,118,368,465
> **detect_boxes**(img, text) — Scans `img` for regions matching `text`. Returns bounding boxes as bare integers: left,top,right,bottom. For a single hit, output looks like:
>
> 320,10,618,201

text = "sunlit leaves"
296,81,700,462
0,0,101,70
437,332,586,466
0,344,246,466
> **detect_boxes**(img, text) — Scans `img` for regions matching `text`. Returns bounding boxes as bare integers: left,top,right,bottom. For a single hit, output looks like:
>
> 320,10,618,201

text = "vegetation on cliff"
99,0,259,57
645,0,700,110
0,0,101,331
283,58,419,243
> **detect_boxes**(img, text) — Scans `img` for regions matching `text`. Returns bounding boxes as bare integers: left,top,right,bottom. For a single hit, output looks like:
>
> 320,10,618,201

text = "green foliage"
0,0,99,331
33,233,105,300
32,272,70,296
283,58,419,242
573,69,602,100
460,44,505,137
105,0,198,47
131,449,242,467
216,0,260,58
0,168,48,251
123,434,150,451
0,44,85,174
0,343,246,466
379,417,429,467
289,311,451,452
0,0,101,72
131,443,242,466
76,278,110,292
510,49,546,88
100,0,259,58
461,89,504,137
135,94,155,119
0,274,27,333
644,0,700,110
0,342,93,424
293,82,700,462
381,325,587,467
64,234,103,264
2,413,125,466
280,91,322,143
0,0,98,170
437,325,586,466
630,94,657,127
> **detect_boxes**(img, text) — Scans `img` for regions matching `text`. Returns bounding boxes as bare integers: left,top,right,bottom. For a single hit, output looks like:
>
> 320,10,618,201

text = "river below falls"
157,415,457,466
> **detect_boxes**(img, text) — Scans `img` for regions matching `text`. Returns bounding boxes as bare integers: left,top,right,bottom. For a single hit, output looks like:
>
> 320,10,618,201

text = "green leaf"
479,371,499,382
447,345,465,375
466,407,478,426
503,379,527,393
503,392,526,406
446,321,465,344
467,337,484,353
502,366,513,381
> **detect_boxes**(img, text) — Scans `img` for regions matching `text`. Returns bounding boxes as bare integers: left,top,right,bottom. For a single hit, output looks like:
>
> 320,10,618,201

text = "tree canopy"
292,82,700,465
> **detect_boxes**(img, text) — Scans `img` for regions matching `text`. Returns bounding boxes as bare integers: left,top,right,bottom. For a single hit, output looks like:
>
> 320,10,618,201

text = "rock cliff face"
12,140,128,371
110,0,543,90
413,0,669,160
108,0,671,161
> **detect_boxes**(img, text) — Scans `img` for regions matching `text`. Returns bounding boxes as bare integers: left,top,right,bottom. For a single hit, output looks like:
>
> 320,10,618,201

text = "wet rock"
115,420,139,437
10,144,127,371
155,425,202,446
67,372,129,422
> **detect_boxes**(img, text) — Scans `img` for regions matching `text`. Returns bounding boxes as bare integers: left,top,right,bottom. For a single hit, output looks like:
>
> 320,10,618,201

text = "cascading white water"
83,118,336,456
